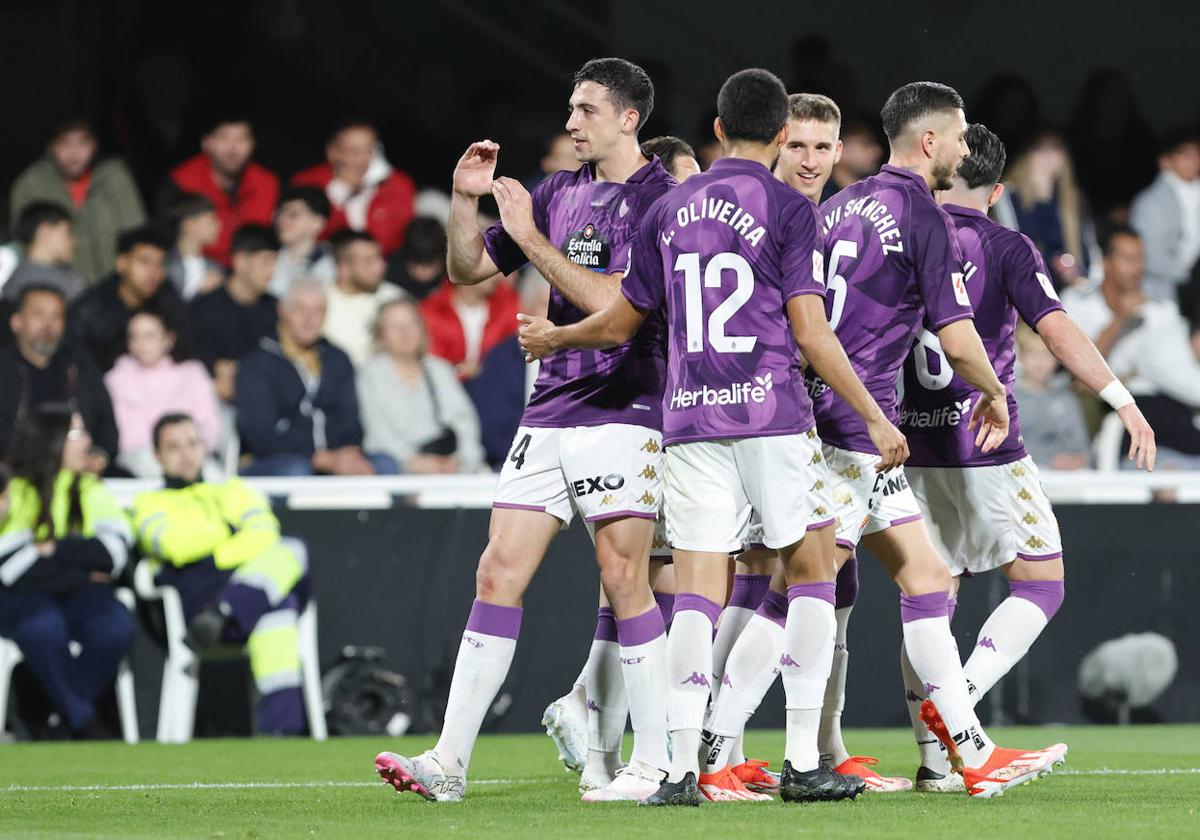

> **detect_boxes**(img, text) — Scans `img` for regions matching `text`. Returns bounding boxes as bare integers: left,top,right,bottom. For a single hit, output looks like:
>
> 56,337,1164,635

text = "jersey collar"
942,203,989,220
879,164,933,192
583,154,668,185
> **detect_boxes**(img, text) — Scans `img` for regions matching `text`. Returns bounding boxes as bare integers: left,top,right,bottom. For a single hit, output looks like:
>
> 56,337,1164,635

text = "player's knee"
597,552,641,599
475,545,512,601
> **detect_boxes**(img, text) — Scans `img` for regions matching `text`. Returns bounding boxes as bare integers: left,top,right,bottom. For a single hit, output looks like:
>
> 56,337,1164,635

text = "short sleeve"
918,205,974,331
780,198,827,302
620,208,666,313
1003,233,1065,330
481,173,559,276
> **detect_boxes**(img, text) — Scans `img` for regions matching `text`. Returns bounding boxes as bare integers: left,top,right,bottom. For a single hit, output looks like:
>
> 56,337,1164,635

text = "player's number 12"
678,252,758,354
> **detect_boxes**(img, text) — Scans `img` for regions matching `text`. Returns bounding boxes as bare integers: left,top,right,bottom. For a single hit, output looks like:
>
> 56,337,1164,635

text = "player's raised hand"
968,392,1010,453
453,141,500,198
867,417,909,472
1117,402,1156,471
491,177,537,245
517,313,557,362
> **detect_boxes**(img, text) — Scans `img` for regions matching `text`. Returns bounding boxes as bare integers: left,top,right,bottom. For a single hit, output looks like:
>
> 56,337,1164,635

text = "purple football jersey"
809,165,974,453
902,204,1064,466
620,157,826,445
482,158,674,429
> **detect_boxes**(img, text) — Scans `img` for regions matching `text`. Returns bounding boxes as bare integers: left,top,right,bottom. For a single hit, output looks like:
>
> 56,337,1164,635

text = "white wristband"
1099,379,1135,410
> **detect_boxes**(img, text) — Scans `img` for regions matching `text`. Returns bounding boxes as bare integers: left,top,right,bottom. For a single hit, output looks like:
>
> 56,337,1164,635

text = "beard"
931,157,958,191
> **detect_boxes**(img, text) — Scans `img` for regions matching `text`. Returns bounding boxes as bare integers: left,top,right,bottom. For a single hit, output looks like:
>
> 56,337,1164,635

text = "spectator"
641,135,701,182
421,273,521,380
292,120,416,257
103,306,220,478
1130,127,1200,302
189,225,279,402
3,202,86,303
385,217,447,302
164,193,223,301
972,73,1043,153
994,128,1100,289
1063,226,1200,465
1012,326,1091,469
68,225,185,374
0,286,117,470
269,185,335,299
324,230,402,366
10,119,145,285
0,405,134,739
358,299,483,473
819,113,883,202
130,413,309,735
163,118,279,266
235,278,396,476
525,132,581,189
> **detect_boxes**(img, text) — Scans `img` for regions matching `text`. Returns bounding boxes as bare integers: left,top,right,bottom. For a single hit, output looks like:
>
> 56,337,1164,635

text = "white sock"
616,606,670,773
964,580,1062,702
818,605,853,767
667,593,720,782
711,574,770,704
704,610,785,771
434,600,521,773
900,640,948,772
583,633,626,775
901,593,993,768
781,584,836,772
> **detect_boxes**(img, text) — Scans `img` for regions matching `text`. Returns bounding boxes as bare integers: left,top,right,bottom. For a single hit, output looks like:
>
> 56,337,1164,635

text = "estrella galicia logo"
571,473,625,498
562,222,611,271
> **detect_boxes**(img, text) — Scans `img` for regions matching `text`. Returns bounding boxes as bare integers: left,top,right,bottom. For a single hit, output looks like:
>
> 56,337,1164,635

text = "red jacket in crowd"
291,163,416,256
420,279,521,373
170,154,279,266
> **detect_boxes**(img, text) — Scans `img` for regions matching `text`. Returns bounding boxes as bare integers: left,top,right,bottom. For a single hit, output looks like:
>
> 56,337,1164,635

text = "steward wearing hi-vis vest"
132,413,309,735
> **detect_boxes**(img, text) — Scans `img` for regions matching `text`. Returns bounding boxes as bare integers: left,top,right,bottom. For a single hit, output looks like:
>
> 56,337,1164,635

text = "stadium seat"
0,588,139,744
1093,410,1127,472
133,540,327,743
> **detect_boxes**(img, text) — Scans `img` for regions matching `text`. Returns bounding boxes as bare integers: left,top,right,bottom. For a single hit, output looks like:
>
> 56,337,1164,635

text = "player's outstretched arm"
937,319,1010,453
447,141,503,285
1036,310,1156,470
786,294,908,471
517,296,646,360
491,176,621,314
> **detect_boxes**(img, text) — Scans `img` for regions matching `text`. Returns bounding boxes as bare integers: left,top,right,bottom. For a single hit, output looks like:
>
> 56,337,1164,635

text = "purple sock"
1010,579,1065,620
728,574,771,610
673,592,722,627
899,591,949,623
788,582,836,606
594,606,618,642
466,599,522,639
756,590,788,627
835,556,859,609
653,591,675,628
616,605,665,647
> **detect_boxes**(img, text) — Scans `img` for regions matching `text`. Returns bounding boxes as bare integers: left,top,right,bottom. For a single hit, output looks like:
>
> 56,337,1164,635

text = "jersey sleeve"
1004,233,1065,330
481,173,559,276
607,180,673,276
620,206,667,313
918,205,975,331
780,198,827,302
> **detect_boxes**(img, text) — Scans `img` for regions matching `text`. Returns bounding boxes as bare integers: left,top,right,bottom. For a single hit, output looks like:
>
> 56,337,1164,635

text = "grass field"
0,725,1197,838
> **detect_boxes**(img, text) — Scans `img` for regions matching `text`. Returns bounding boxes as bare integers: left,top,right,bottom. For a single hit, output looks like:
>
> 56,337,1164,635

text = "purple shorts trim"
740,543,769,553
890,514,923,527
757,590,788,627
835,537,856,550
808,517,837,531
900,591,950,624
1015,551,1064,562
788,581,836,606
673,591,722,626
584,509,658,523
728,574,772,610
465,599,522,640
835,555,859,609
617,605,665,648
1010,579,1065,620
594,607,618,642
493,502,547,513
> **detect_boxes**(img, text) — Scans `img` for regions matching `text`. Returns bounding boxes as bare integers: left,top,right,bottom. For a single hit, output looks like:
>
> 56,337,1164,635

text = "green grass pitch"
1,725,1196,838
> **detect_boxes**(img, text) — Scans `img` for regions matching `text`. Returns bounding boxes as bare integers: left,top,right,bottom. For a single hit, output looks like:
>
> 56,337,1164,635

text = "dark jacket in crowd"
235,333,363,458
189,286,278,372
462,334,526,469
67,274,189,373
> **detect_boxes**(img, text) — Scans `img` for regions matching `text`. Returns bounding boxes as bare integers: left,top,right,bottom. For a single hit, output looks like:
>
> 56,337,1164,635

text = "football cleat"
579,762,624,795
541,690,588,775
698,766,772,801
581,761,664,802
731,759,781,794
639,772,703,807
833,756,913,792
779,761,866,803
915,765,966,793
375,750,465,803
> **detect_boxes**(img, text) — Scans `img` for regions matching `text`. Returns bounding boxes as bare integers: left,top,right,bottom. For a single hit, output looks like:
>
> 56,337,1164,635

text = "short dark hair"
881,82,964,143
641,135,696,176
15,201,72,246
956,123,1007,189
717,68,789,144
278,184,331,219
14,282,66,313
327,118,377,144
117,224,171,256
49,118,94,143
787,93,841,129
152,412,195,450
399,217,447,264
1100,223,1141,257
165,192,215,238
206,115,252,135
130,298,177,335
330,228,378,262
573,58,654,130
230,224,280,256
1157,124,1200,157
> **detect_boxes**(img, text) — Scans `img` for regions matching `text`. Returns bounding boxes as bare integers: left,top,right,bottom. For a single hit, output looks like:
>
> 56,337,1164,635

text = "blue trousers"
0,584,134,732
240,452,399,476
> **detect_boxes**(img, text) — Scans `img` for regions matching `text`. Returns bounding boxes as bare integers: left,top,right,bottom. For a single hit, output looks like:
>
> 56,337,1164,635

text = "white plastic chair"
1093,410,1126,472
134,541,327,743
0,588,138,743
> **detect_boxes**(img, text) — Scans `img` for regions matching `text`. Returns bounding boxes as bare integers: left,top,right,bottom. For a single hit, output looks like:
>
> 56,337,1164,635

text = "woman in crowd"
0,405,134,738
104,304,221,478
358,298,484,474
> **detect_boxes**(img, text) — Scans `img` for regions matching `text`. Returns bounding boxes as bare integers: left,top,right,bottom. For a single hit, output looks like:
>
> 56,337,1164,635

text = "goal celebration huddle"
374,58,1157,806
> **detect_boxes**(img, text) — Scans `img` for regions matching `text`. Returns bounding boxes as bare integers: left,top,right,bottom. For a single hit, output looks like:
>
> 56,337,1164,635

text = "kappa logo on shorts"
1022,512,1039,525
639,465,658,480
571,474,625,497
835,492,853,505
1011,465,1027,477
840,463,862,481
813,506,828,516
601,494,618,506
1017,488,1033,501
811,479,824,491
810,451,823,465
638,491,656,505
641,439,661,453
806,428,817,439
1026,536,1048,549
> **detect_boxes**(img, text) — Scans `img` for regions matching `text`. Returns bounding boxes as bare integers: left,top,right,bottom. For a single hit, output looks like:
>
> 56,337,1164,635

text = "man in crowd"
269,186,335,298
4,202,86,303
1131,127,1200,301
164,118,279,266
420,271,521,381
324,230,402,366
386,217,447,302
10,119,146,284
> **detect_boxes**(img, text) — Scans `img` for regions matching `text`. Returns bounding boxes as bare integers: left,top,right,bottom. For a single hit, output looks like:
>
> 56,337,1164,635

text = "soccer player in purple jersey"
899,123,1156,791
520,68,906,806
803,81,1068,798
375,58,678,804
